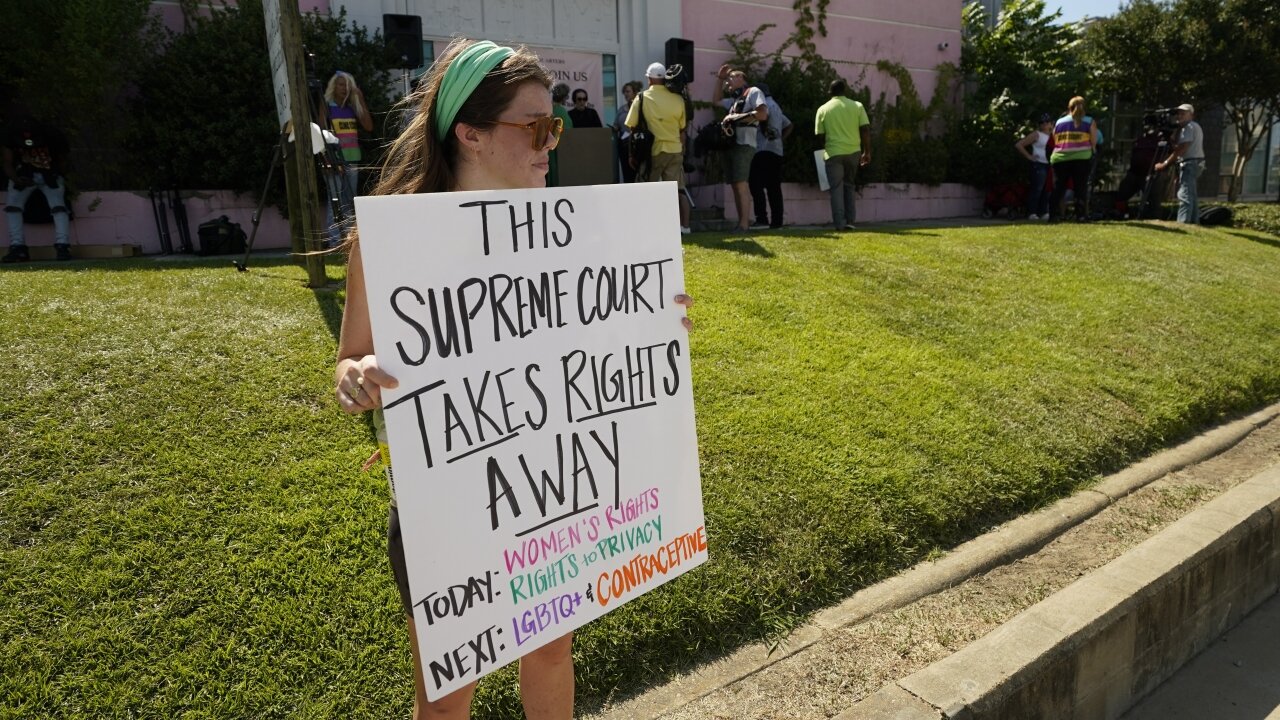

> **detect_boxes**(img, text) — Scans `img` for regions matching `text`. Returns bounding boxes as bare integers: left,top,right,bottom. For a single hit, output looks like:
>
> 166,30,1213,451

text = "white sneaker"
1027,214,1040,220
680,226,692,235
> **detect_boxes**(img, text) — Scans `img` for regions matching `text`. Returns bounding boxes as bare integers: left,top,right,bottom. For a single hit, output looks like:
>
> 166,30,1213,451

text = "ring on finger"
346,384,363,400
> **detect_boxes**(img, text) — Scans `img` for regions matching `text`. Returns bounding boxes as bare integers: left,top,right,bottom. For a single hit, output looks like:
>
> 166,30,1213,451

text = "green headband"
434,40,515,141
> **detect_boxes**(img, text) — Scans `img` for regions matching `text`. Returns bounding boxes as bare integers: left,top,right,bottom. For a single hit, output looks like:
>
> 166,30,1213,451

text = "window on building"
1268,122,1280,196
412,40,436,81
602,54,617,120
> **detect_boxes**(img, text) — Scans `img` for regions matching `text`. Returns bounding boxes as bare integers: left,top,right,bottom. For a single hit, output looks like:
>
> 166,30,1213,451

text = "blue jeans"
1177,159,1202,224
1027,162,1049,216
826,154,859,227
6,174,70,246
323,166,358,245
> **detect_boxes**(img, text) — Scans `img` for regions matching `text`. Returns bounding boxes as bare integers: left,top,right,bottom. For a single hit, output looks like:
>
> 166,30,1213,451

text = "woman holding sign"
333,38,692,719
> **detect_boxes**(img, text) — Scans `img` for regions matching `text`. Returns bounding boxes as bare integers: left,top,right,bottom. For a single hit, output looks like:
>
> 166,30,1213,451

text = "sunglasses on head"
492,115,564,150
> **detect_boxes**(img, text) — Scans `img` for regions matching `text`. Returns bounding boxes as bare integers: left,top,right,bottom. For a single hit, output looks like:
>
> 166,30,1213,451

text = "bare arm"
712,64,729,106
335,243,398,413
859,125,872,165
1015,132,1036,161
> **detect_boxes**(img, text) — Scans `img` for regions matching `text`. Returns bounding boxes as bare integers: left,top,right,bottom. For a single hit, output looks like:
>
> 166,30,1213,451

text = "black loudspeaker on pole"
383,14,423,68
665,38,694,83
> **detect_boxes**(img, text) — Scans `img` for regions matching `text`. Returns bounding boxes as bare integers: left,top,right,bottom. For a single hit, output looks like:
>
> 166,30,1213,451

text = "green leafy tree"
1182,0,1280,200
1082,0,1280,201
1078,0,1191,104
955,0,1101,187
0,0,163,188
128,0,394,200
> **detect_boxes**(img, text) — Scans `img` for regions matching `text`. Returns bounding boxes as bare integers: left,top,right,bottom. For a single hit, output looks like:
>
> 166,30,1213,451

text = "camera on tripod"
1142,107,1182,135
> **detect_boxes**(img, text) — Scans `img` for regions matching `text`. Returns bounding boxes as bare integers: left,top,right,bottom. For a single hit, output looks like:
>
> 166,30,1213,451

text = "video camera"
1142,107,1182,135
664,64,688,95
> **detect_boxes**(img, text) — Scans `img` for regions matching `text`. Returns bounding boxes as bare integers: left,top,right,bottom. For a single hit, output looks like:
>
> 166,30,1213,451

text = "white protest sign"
355,182,707,700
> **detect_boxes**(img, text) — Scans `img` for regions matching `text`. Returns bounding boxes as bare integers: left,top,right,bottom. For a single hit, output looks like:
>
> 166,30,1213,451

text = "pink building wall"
681,0,962,114
14,1,972,254
16,191,291,255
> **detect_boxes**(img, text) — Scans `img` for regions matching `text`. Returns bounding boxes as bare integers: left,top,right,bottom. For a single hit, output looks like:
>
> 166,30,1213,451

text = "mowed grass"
3,220,1279,718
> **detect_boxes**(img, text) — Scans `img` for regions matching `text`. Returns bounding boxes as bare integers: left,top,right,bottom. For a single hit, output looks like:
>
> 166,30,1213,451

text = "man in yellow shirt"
815,79,871,231
626,62,691,234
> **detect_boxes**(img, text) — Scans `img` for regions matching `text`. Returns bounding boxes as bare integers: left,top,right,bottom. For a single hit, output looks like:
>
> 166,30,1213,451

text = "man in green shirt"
814,79,871,230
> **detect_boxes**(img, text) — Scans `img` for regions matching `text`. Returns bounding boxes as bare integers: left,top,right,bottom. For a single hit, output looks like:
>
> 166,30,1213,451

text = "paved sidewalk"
588,404,1280,719
1123,592,1280,719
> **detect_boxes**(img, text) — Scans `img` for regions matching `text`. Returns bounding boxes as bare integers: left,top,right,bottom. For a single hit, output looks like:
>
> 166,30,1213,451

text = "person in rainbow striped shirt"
1047,96,1098,222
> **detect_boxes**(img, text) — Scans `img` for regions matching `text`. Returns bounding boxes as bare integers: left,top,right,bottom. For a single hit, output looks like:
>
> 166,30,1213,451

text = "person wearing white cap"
1155,103,1204,224
625,61,692,233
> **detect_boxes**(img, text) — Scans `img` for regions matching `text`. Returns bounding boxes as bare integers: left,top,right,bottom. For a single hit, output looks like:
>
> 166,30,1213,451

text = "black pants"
748,150,784,227
1050,159,1091,220
616,136,637,184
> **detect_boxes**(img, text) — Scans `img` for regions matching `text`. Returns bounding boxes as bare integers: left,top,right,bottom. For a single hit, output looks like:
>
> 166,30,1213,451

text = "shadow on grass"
683,233,774,258
854,226,942,237
1129,221,1189,235
1223,229,1280,250
312,282,346,343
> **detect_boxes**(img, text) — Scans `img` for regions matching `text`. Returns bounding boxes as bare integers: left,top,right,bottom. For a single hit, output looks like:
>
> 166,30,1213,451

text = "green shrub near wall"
1220,203,1280,237
127,1,395,202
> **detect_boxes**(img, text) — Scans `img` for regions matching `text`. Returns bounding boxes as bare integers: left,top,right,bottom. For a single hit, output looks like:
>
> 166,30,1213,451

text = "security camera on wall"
938,41,950,51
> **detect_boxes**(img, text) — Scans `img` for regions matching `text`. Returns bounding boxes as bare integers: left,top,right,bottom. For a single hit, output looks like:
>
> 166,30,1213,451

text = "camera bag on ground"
628,94,655,175
1199,206,1232,227
197,215,247,256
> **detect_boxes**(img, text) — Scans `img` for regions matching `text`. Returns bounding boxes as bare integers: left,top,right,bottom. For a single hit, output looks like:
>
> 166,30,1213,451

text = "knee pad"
50,205,69,215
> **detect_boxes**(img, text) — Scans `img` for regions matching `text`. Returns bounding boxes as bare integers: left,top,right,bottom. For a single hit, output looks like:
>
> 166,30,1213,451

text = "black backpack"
628,94,655,173
1198,206,1232,226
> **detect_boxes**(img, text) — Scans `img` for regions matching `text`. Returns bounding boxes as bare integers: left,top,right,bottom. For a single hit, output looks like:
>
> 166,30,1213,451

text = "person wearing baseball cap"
1015,112,1055,219
1155,103,1204,223
626,61,692,233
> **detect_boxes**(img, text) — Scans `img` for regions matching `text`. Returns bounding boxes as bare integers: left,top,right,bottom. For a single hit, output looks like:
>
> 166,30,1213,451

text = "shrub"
127,1,394,202
1222,202,1280,236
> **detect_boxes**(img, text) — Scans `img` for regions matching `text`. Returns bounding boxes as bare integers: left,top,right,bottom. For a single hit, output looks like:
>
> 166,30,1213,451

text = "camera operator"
713,65,768,233
1154,104,1204,224
1114,123,1165,217
748,83,792,229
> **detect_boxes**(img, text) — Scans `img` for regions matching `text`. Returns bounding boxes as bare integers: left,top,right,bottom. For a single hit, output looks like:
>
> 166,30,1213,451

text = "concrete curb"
841,463,1280,720
594,402,1280,719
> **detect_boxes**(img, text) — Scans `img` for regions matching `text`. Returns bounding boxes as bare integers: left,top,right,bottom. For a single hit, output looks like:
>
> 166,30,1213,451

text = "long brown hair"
340,38,550,250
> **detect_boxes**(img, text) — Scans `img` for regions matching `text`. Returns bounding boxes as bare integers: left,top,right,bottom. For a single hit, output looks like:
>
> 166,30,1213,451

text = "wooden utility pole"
263,0,326,287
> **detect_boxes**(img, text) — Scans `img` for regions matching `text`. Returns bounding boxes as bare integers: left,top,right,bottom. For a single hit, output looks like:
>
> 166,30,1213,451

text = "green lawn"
3,221,1279,718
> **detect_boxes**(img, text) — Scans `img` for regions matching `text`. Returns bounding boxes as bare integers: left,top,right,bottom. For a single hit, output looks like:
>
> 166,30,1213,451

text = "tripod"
235,132,287,272
1136,130,1177,220
234,126,348,271
236,58,354,271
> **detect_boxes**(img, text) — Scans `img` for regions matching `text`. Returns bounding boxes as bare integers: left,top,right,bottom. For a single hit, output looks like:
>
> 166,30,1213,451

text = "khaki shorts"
726,143,755,183
647,152,686,189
